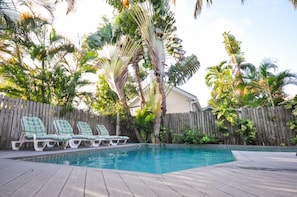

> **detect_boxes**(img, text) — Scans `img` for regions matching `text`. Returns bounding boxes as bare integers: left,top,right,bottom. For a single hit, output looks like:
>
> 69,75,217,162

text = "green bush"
172,133,184,144
236,119,256,145
171,129,221,145
283,95,297,145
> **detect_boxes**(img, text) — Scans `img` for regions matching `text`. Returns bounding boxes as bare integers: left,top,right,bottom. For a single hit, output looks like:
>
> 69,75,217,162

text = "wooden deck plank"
102,171,134,197
138,176,183,197
8,164,61,197
85,169,109,197
0,162,49,196
119,173,159,197
34,165,73,197
0,159,41,186
59,167,87,197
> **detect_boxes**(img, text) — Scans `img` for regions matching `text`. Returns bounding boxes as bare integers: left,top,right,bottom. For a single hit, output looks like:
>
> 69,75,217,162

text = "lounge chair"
11,116,71,151
54,119,101,148
76,121,110,146
96,124,129,145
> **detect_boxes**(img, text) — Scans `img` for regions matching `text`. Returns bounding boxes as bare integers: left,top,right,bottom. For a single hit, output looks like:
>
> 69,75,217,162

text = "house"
129,83,202,116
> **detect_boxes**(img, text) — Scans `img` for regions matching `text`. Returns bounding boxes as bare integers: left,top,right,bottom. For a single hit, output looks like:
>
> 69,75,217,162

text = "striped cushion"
54,120,73,135
55,120,96,140
77,121,94,136
22,116,71,141
96,125,110,136
96,125,129,140
22,116,47,136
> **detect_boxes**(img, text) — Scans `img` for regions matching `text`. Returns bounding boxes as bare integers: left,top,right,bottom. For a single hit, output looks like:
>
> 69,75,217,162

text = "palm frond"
129,2,165,68
167,54,200,86
98,38,140,94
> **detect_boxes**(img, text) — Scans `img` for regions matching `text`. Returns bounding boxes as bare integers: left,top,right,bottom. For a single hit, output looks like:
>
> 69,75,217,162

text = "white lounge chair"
11,116,71,151
54,119,101,148
76,121,110,146
96,124,129,145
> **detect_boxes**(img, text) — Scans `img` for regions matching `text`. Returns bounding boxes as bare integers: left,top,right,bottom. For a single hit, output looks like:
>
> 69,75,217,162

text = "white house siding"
129,86,200,116
166,89,192,114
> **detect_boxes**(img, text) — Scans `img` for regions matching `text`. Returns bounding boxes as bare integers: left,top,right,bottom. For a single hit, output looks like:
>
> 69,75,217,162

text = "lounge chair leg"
11,141,22,150
109,139,119,146
46,141,56,148
92,139,101,147
121,139,127,144
69,140,81,148
11,132,26,150
34,141,47,151
62,141,69,149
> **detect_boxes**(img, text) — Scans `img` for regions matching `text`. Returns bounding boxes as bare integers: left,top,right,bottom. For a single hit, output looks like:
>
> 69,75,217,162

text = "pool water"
27,145,234,174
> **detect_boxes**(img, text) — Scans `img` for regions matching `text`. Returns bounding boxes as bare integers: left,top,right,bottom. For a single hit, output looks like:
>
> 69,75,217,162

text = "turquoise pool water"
25,145,234,174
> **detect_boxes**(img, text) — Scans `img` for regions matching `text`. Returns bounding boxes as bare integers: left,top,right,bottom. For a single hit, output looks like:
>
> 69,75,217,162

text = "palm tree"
129,2,169,143
222,31,254,100
97,38,143,142
0,9,97,108
205,61,238,133
205,61,235,105
90,0,199,143
244,60,297,107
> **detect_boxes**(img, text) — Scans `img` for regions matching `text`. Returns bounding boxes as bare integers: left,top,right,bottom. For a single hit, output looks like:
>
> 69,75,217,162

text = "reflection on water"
27,146,234,174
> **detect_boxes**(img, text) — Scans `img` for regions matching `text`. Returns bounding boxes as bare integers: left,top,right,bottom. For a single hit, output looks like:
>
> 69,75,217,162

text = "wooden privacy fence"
0,95,296,149
0,95,117,149
164,106,296,146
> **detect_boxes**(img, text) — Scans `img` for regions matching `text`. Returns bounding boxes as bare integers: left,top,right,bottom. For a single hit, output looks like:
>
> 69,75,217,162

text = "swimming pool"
21,145,234,174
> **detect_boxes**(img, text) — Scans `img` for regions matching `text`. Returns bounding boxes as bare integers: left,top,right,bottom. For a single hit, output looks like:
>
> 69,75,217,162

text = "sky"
53,0,297,108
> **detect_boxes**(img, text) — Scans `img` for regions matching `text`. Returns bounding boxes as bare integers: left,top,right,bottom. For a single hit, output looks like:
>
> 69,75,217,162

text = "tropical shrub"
236,119,256,145
284,95,297,145
172,129,221,144
135,105,155,142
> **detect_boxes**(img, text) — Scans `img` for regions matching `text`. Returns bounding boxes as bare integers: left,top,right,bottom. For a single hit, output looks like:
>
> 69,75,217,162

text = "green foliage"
206,61,239,136
172,134,184,144
0,12,95,108
167,54,200,86
87,17,121,49
182,129,200,144
159,127,171,144
92,74,122,115
223,31,241,56
284,95,297,145
135,105,155,142
206,32,297,141
171,128,220,144
215,120,230,136
115,9,140,40
236,119,256,145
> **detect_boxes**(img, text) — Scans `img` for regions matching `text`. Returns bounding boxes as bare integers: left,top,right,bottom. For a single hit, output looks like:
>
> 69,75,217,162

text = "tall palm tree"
97,38,143,142
129,2,169,143
90,0,199,143
222,31,251,99
205,61,238,132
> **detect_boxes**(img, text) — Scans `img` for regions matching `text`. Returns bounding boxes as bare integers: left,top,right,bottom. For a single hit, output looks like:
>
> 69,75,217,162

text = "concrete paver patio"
0,145,296,197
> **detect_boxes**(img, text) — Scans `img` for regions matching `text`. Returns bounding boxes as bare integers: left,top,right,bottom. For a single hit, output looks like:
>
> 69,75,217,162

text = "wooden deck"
0,145,296,197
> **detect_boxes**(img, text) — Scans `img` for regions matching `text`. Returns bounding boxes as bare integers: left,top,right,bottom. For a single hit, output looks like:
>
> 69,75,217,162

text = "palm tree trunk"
153,59,166,144
118,89,144,143
131,49,146,107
